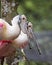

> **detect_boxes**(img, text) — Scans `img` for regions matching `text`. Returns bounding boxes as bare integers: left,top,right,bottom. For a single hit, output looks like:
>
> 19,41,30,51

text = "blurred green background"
17,0,52,31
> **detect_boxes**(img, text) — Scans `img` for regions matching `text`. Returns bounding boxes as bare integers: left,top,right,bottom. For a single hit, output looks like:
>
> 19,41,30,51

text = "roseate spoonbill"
0,15,21,40
27,22,42,55
12,16,42,65
10,15,29,65
12,15,29,48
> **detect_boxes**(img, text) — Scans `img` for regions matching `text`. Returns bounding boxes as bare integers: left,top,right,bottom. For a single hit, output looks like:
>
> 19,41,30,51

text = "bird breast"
15,31,28,43
13,31,29,48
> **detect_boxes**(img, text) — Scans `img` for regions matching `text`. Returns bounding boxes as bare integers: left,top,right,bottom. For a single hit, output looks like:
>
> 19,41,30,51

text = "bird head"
19,15,28,34
28,22,33,29
20,15,27,22
27,22,42,55
27,22,33,39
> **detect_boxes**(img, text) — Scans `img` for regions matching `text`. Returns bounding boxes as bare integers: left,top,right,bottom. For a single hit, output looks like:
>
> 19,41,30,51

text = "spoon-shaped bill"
27,22,42,55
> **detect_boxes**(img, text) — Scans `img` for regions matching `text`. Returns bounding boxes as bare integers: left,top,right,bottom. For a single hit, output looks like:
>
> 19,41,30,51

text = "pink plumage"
0,23,4,30
0,40,15,58
0,23,3,27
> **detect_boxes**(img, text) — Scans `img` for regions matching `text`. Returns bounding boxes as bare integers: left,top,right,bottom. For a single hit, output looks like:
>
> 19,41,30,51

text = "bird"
27,22,42,55
0,15,21,40
0,15,21,65
12,15,29,49
0,15,29,65
11,15,42,64
10,15,29,65
6,15,29,65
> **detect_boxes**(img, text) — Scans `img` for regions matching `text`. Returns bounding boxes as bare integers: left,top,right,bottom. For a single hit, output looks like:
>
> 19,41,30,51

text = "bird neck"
17,31,28,42
3,21,20,40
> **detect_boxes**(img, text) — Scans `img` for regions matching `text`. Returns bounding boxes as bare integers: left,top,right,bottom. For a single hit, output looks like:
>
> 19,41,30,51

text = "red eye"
28,25,31,27
23,17,25,20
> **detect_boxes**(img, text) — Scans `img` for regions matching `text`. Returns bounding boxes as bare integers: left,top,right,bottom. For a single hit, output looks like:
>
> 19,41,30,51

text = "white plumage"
12,15,29,48
0,15,21,40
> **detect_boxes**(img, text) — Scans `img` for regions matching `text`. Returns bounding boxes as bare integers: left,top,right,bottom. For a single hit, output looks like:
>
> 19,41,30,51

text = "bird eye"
28,25,31,27
23,17,25,20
